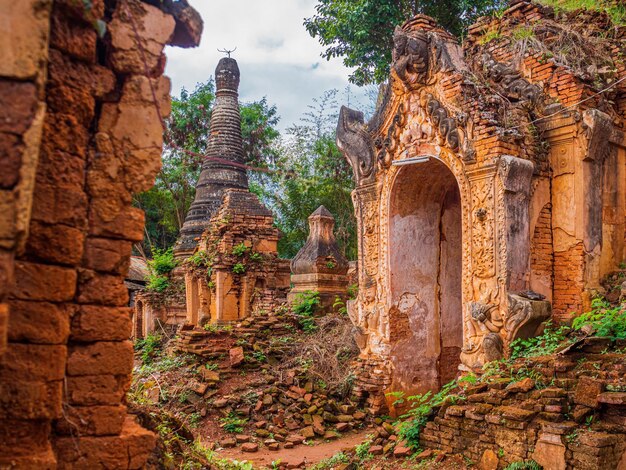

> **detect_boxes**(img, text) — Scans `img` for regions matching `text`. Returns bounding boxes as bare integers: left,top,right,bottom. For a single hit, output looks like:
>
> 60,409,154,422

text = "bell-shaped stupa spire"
174,57,249,259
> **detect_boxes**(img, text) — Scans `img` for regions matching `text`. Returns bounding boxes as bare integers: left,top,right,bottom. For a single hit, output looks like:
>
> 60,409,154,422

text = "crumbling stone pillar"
289,206,349,311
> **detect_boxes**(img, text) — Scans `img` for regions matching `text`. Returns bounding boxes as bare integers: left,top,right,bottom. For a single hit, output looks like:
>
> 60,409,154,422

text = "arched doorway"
388,157,463,394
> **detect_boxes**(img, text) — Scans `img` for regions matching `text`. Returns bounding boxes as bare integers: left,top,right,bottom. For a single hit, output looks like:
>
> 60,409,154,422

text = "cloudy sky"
165,0,371,131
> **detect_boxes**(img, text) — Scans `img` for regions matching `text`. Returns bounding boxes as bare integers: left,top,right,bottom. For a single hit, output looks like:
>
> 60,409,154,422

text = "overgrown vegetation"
573,298,626,339
305,0,507,85
504,460,542,470
219,412,248,434
537,0,626,26
291,291,321,332
391,380,461,451
134,333,164,364
281,313,359,397
509,321,571,360
146,247,177,292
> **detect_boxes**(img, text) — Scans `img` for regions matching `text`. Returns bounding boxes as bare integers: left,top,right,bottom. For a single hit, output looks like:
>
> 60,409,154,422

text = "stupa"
173,57,249,259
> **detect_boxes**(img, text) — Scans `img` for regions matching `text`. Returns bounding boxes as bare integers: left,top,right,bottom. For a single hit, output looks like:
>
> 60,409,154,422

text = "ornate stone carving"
505,294,551,342
336,106,375,185
470,177,496,278
481,54,542,106
392,26,430,86
482,333,504,362
470,301,501,333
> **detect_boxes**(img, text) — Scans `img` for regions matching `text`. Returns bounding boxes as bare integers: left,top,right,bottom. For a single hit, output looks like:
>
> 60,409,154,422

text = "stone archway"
388,157,463,394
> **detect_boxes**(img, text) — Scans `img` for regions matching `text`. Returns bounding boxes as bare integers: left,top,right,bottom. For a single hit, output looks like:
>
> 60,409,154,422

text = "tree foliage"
254,89,359,260
304,0,506,85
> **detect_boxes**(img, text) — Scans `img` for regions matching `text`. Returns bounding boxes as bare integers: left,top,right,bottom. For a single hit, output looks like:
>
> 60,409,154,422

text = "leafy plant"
572,298,626,339
292,291,321,332
146,275,169,293
355,437,373,461
145,247,177,292
134,333,163,364
149,247,177,275
333,296,348,315
220,412,248,434
509,321,571,360
189,411,202,428
479,29,503,44
249,252,263,262
232,243,249,257
187,250,212,267
394,380,460,450
307,452,349,470
504,461,542,470
252,350,267,362
232,263,246,274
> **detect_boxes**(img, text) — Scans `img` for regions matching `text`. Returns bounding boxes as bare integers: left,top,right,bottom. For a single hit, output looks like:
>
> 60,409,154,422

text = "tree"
304,0,506,86
255,89,358,260
135,80,281,254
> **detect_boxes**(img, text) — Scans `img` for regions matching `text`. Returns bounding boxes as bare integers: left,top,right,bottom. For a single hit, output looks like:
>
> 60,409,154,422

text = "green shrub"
146,275,169,293
572,298,626,339
347,283,358,300
145,247,177,292
394,380,460,451
252,350,267,362
134,333,162,364
249,252,263,262
149,247,177,275
333,296,348,315
504,460,542,470
232,243,249,257
509,321,570,360
292,291,320,332
187,250,212,267
232,263,246,274
219,412,248,433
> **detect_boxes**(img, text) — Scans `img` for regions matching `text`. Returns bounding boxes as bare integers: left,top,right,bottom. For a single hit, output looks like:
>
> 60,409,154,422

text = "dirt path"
216,429,372,469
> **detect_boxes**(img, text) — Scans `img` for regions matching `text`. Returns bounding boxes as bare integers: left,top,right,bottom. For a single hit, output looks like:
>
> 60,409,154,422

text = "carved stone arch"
378,145,472,393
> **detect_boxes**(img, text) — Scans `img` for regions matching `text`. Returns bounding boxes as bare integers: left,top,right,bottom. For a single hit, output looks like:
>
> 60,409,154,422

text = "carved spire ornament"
174,57,249,259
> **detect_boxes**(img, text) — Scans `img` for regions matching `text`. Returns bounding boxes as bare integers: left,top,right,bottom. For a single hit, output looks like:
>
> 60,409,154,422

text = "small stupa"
288,206,350,310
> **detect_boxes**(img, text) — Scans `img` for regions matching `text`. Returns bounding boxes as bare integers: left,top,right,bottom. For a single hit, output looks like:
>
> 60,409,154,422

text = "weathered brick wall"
0,0,53,359
466,0,626,320
0,0,201,466
420,347,626,469
530,203,553,297
553,243,586,318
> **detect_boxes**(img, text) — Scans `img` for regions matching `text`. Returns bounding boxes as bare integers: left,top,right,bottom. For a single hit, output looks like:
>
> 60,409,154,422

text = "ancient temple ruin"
289,206,350,310
178,58,291,326
338,4,626,410
173,57,250,260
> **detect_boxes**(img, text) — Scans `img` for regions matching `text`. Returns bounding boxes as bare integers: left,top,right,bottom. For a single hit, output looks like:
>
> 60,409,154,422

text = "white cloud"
164,0,370,131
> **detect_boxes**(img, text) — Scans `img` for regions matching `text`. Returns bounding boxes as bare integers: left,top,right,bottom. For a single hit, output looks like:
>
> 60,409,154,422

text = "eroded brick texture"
420,345,626,470
0,0,202,467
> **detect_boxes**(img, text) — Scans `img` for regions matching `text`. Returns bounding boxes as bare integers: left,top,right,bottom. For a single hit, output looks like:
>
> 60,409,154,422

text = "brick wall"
553,243,585,319
0,0,201,466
